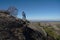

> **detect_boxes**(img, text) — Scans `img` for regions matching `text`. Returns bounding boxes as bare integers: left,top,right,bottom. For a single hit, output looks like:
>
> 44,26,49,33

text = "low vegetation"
43,27,60,40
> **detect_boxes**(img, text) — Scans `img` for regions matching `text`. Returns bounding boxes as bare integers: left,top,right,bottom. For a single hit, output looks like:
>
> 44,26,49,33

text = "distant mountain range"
29,20,60,22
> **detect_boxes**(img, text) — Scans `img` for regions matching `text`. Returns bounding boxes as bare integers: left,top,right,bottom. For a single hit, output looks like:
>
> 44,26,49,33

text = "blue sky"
0,0,60,21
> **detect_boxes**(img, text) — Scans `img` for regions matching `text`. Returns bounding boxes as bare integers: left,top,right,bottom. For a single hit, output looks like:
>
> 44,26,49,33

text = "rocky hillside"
0,11,55,40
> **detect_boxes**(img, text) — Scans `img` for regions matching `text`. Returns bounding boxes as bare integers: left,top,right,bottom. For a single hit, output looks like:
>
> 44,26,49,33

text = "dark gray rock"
0,11,54,40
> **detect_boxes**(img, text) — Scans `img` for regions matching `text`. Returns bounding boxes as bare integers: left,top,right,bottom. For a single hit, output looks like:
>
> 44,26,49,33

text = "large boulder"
0,11,54,40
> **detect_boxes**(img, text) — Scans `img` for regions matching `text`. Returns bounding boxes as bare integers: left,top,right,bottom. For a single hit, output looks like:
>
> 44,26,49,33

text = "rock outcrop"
0,11,55,40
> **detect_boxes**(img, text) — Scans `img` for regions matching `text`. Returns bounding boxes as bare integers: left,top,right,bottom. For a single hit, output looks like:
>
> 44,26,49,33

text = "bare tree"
7,6,18,17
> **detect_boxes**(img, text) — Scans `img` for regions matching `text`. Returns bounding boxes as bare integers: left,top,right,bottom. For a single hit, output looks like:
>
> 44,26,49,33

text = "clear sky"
0,0,60,21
